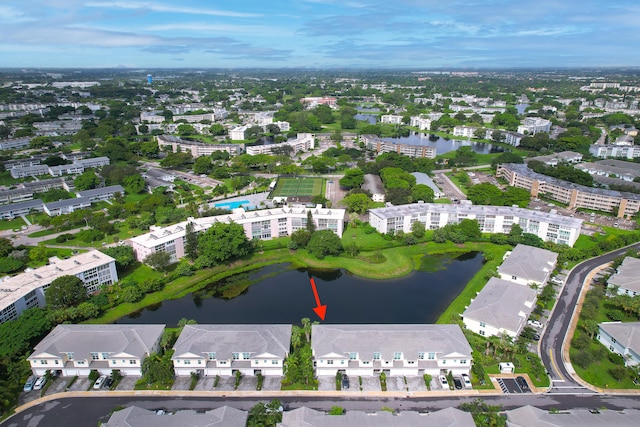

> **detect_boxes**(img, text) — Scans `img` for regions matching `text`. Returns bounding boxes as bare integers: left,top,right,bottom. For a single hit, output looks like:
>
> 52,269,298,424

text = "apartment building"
312,324,472,377
380,115,403,125
362,135,437,159
27,324,164,376
590,143,640,159
156,135,242,157
229,125,249,140
497,163,640,218
300,97,337,107
410,116,432,130
0,251,118,324
526,151,583,166
130,205,345,262
0,199,44,219
245,133,314,156
453,126,478,138
172,324,291,377
502,131,525,147
0,137,31,151
517,117,551,135
368,203,582,246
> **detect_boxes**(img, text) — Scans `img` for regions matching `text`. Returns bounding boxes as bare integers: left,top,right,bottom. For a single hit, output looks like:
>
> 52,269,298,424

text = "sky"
1,0,639,69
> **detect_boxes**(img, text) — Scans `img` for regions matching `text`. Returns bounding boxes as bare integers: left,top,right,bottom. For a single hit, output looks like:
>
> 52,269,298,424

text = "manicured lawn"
434,198,452,204
341,226,400,251
0,217,26,231
124,192,148,203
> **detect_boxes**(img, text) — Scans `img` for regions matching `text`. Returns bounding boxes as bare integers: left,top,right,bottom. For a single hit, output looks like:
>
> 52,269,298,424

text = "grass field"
271,177,324,198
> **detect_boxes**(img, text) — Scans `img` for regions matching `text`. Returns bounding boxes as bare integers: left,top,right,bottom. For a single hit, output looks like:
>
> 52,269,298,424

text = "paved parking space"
171,376,191,391
261,376,282,391
115,376,139,390
405,376,429,392
360,376,380,392
317,376,335,391
214,376,236,391
237,376,258,391
386,376,407,392
193,376,217,391
67,377,91,392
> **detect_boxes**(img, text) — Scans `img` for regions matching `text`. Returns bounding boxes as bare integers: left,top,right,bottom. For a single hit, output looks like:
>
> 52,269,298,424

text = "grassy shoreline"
88,239,508,324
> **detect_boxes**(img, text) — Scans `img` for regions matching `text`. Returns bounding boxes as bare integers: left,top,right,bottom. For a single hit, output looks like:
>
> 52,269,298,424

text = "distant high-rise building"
147,74,153,84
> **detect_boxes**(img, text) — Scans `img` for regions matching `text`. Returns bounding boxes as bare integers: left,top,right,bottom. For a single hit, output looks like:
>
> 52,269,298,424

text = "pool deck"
208,192,271,210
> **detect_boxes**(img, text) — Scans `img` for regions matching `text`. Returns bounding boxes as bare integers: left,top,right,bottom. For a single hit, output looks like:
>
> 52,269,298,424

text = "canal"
117,252,484,327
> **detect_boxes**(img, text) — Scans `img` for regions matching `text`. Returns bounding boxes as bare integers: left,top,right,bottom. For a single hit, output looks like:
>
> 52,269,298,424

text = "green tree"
411,221,426,239
411,184,435,203
307,230,343,259
141,352,174,384
247,399,283,427
342,193,374,214
193,156,212,175
144,251,172,271
29,245,49,263
459,219,482,239
100,246,135,272
46,275,88,309
290,230,312,248
177,124,196,136
467,183,502,205
209,124,226,136
123,174,145,194
339,168,365,189
73,170,101,191
196,222,253,267
184,221,198,261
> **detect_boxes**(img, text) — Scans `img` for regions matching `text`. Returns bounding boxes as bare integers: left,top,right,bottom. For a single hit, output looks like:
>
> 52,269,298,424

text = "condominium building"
497,163,640,218
362,135,437,159
0,137,31,151
229,125,249,140
380,115,403,125
517,117,551,135
245,133,314,156
300,97,337,107
590,143,640,159
0,251,118,324
156,135,242,157
410,116,432,130
129,205,346,262
453,126,478,138
368,202,582,246
526,151,583,166
0,199,44,219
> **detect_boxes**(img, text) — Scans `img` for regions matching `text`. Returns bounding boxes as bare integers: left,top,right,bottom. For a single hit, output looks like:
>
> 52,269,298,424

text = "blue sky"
1,0,639,69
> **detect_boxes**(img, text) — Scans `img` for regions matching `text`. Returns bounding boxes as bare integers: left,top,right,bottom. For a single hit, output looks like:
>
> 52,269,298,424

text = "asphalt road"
5,393,640,427
540,242,640,393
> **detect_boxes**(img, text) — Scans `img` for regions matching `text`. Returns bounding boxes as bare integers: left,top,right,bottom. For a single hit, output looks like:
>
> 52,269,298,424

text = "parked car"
104,376,114,389
461,373,472,389
527,320,544,329
33,376,46,391
516,376,529,390
453,378,463,390
550,277,564,285
439,375,448,387
93,375,107,390
23,375,37,392
341,373,349,390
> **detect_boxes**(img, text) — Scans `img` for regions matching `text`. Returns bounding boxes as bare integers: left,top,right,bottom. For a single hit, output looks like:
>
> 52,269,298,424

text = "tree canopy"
196,222,253,267
307,230,343,259
46,275,88,309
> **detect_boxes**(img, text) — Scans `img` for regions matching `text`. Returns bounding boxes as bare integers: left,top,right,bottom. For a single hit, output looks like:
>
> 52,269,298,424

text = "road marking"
549,349,565,381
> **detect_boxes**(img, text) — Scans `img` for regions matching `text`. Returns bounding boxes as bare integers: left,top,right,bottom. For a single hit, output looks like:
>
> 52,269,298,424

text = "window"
102,353,109,359
428,352,435,360
272,360,278,365
611,338,617,344
418,352,425,360
242,352,251,359
373,352,381,360
511,276,517,281
66,352,74,360
39,360,47,365
184,360,191,365
442,359,447,365
129,360,136,365
208,352,216,360
198,360,202,365
479,322,486,328
327,360,334,365
479,330,485,336
232,353,240,360
461,359,467,364
393,352,402,360
91,353,99,360
349,352,357,360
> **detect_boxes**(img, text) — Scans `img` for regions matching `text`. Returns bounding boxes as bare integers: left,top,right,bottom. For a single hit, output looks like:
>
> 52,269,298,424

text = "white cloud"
85,1,263,18
0,5,36,23
143,22,293,36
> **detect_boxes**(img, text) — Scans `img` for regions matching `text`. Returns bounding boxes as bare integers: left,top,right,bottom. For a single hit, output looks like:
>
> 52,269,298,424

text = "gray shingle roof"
103,405,247,427
498,244,558,283
172,324,292,360
77,185,125,198
0,199,43,215
279,407,476,427
44,197,90,210
598,322,640,355
311,324,471,360
463,277,537,333
506,405,640,427
607,257,640,293
28,324,165,361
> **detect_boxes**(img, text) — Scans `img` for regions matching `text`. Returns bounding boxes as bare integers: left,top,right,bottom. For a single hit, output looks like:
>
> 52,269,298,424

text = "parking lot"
496,376,531,394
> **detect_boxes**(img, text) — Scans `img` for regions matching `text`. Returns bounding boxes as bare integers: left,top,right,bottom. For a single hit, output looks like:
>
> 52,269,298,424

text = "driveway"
261,376,282,391
386,376,407,392
405,376,429,392
171,376,191,391
214,376,236,391
360,376,381,392
237,376,258,391
193,376,217,391
317,376,335,391
115,376,139,390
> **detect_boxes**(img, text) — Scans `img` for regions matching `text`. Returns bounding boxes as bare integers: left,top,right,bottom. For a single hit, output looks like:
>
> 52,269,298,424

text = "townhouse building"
10,165,49,179
43,197,92,216
368,203,582,247
0,188,34,205
362,174,385,202
312,324,472,377
104,406,247,427
0,251,118,324
76,185,124,203
606,257,640,297
497,244,558,287
597,322,640,366
506,405,640,427
27,324,164,377
462,277,538,338
172,325,291,377
0,137,31,151
411,172,444,199
130,205,345,263
576,162,640,182
0,199,44,219
497,163,640,218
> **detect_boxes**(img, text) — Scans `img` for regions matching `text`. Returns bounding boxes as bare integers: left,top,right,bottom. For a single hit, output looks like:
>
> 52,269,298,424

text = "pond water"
116,252,484,327
379,132,504,155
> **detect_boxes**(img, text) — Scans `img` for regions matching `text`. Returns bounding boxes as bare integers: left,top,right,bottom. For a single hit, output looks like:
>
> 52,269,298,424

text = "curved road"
541,242,640,394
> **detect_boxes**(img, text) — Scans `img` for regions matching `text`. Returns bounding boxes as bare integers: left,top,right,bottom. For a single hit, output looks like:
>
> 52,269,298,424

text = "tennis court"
271,177,324,198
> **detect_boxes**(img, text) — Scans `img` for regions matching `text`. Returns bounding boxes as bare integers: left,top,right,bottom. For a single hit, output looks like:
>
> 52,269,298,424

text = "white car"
461,373,472,389
439,375,448,387
550,277,564,285
93,375,107,390
33,376,46,390
528,320,544,329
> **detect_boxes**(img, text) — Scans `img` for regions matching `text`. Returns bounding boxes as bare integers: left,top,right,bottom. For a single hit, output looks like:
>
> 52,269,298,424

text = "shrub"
88,370,100,382
606,309,625,321
608,352,625,365
609,366,628,382
573,350,593,369
329,406,344,415
572,333,592,350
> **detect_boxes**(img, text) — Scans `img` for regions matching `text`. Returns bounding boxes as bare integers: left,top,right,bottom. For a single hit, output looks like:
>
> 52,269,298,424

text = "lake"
379,132,504,155
116,252,484,327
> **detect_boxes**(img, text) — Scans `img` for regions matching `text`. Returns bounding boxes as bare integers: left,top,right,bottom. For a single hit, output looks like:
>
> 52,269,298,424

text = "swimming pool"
214,200,251,210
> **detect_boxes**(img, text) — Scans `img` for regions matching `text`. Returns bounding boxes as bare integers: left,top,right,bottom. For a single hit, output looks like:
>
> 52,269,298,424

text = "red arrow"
309,278,327,321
